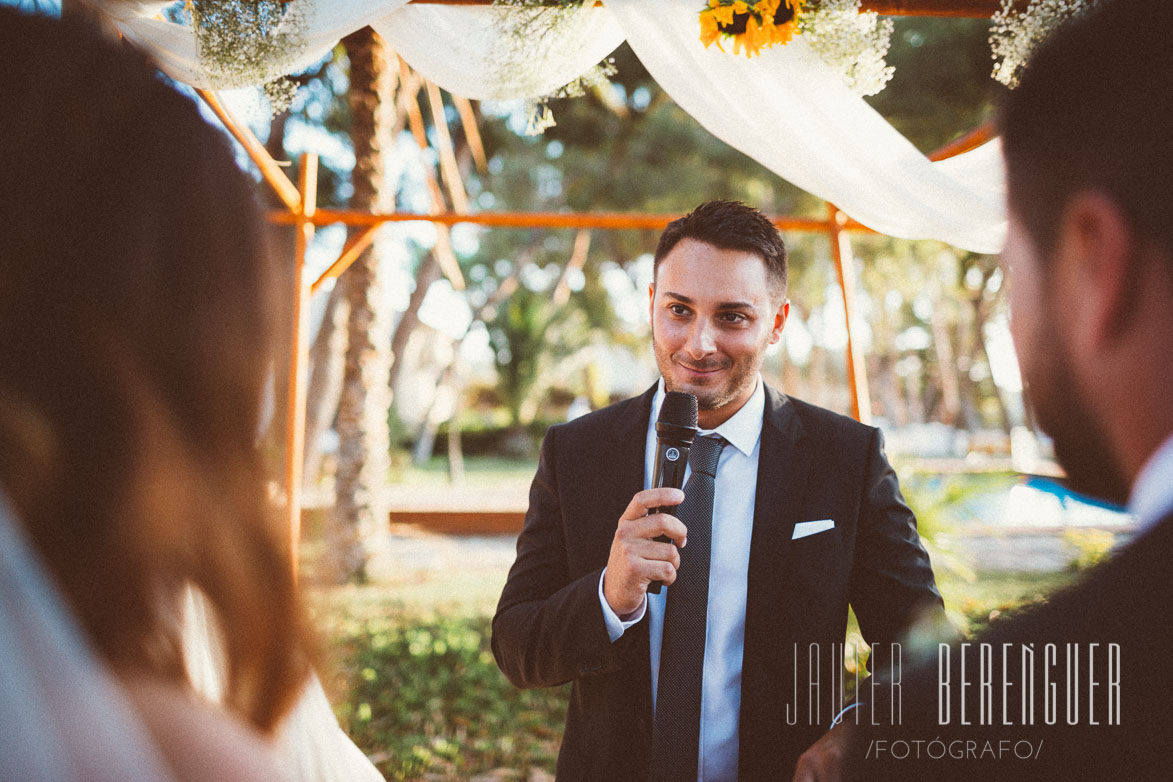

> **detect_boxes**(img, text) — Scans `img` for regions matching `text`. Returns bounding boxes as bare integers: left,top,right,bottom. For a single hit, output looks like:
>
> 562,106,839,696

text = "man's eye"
669,304,688,315
721,313,746,323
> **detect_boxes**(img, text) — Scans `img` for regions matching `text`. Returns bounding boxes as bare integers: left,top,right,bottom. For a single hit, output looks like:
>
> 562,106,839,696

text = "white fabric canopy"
113,0,1006,252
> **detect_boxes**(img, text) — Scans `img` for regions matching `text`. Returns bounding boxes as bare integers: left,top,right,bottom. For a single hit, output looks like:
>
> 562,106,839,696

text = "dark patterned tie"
650,434,727,782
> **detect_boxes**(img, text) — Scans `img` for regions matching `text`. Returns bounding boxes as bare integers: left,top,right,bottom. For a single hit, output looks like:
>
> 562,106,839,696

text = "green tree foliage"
866,17,1003,152
489,285,584,428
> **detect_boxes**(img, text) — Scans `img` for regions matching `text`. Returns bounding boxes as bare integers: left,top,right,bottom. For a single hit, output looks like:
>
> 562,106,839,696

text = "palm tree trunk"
328,27,394,583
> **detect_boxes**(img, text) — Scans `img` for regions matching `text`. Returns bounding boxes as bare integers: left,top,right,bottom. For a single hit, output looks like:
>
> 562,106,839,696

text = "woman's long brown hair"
0,8,312,732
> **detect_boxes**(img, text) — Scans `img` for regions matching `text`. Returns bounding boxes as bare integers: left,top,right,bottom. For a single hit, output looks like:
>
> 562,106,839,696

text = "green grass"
391,455,538,488
313,575,507,620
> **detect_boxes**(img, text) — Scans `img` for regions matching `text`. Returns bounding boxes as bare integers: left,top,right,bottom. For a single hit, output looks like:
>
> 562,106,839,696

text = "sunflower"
699,0,805,57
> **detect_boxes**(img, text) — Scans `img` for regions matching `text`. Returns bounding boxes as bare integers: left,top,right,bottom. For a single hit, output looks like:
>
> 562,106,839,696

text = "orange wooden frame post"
196,89,302,213
827,203,872,424
285,153,318,575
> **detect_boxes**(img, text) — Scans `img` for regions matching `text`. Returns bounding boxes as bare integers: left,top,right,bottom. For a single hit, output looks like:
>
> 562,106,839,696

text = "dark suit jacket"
492,383,943,780
848,512,1173,782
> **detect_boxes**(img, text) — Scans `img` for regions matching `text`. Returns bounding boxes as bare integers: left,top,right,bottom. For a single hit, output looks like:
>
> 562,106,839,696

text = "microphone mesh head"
658,391,698,427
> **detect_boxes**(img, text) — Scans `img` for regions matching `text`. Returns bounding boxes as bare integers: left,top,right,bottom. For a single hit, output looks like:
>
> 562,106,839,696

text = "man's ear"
769,298,790,345
648,282,656,321
1056,191,1136,352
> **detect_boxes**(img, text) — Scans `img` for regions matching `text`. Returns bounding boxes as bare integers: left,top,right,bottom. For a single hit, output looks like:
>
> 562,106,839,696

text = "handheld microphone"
647,391,698,595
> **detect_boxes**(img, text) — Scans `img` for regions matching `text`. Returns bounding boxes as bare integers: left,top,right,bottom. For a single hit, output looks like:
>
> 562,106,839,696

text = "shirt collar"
1128,430,1173,531
651,376,765,458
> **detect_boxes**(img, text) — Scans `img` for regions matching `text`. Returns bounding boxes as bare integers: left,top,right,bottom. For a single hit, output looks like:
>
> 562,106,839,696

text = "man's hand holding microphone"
602,391,698,619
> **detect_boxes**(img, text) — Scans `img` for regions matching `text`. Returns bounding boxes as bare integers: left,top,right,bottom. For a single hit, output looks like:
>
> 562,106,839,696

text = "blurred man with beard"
836,1,1173,779
492,200,944,781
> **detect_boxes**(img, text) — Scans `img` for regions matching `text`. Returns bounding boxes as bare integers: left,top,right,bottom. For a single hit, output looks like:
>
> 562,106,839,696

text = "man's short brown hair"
654,200,788,299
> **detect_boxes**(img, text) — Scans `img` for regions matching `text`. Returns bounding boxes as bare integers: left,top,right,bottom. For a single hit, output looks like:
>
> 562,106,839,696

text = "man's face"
1003,213,1128,503
650,238,787,427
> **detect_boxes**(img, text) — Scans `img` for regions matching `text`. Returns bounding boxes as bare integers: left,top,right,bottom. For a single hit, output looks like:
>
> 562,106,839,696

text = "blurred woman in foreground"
0,7,316,779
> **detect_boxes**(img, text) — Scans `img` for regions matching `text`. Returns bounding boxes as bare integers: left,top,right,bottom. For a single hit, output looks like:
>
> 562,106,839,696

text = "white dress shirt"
1128,431,1173,534
597,377,765,782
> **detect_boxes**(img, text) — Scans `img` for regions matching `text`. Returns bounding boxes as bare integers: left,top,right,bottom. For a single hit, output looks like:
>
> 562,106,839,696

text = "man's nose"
686,319,716,357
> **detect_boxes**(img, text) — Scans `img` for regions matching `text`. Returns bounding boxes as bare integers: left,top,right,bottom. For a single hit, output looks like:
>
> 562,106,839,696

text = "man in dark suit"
491,200,944,780
837,1,1173,779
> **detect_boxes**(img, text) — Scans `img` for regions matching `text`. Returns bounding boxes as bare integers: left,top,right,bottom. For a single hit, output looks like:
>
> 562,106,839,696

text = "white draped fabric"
372,5,627,101
0,494,174,782
115,1,412,89
180,588,386,782
113,0,1006,252
607,0,1005,252
275,675,388,782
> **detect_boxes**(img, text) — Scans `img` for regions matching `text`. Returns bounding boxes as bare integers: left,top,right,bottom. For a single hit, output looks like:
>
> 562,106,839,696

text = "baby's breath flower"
263,77,300,116
191,0,309,115
990,0,1095,88
491,1,618,135
799,0,894,97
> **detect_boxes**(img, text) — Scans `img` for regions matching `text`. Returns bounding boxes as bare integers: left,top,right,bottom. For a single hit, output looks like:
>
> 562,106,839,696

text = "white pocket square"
792,519,835,540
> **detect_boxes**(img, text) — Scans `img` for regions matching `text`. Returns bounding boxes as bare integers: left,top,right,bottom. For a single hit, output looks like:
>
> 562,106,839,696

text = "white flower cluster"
990,0,1094,87
489,2,590,99
522,60,617,136
491,1,618,135
548,59,618,101
800,0,895,97
191,0,309,114
522,100,557,136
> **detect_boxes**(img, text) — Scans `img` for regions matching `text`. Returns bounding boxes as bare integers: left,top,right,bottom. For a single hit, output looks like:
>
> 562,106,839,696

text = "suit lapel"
569,384,656,565
599,384,657,748
606,382,657,523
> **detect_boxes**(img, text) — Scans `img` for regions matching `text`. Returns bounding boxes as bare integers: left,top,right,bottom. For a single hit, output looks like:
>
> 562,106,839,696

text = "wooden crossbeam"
311,224,381,294
269,208,872,234
928,121,997,162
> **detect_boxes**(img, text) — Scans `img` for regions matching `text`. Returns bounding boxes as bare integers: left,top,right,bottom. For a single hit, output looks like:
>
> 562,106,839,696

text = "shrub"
1062,528,1116,571
325,610,568,781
